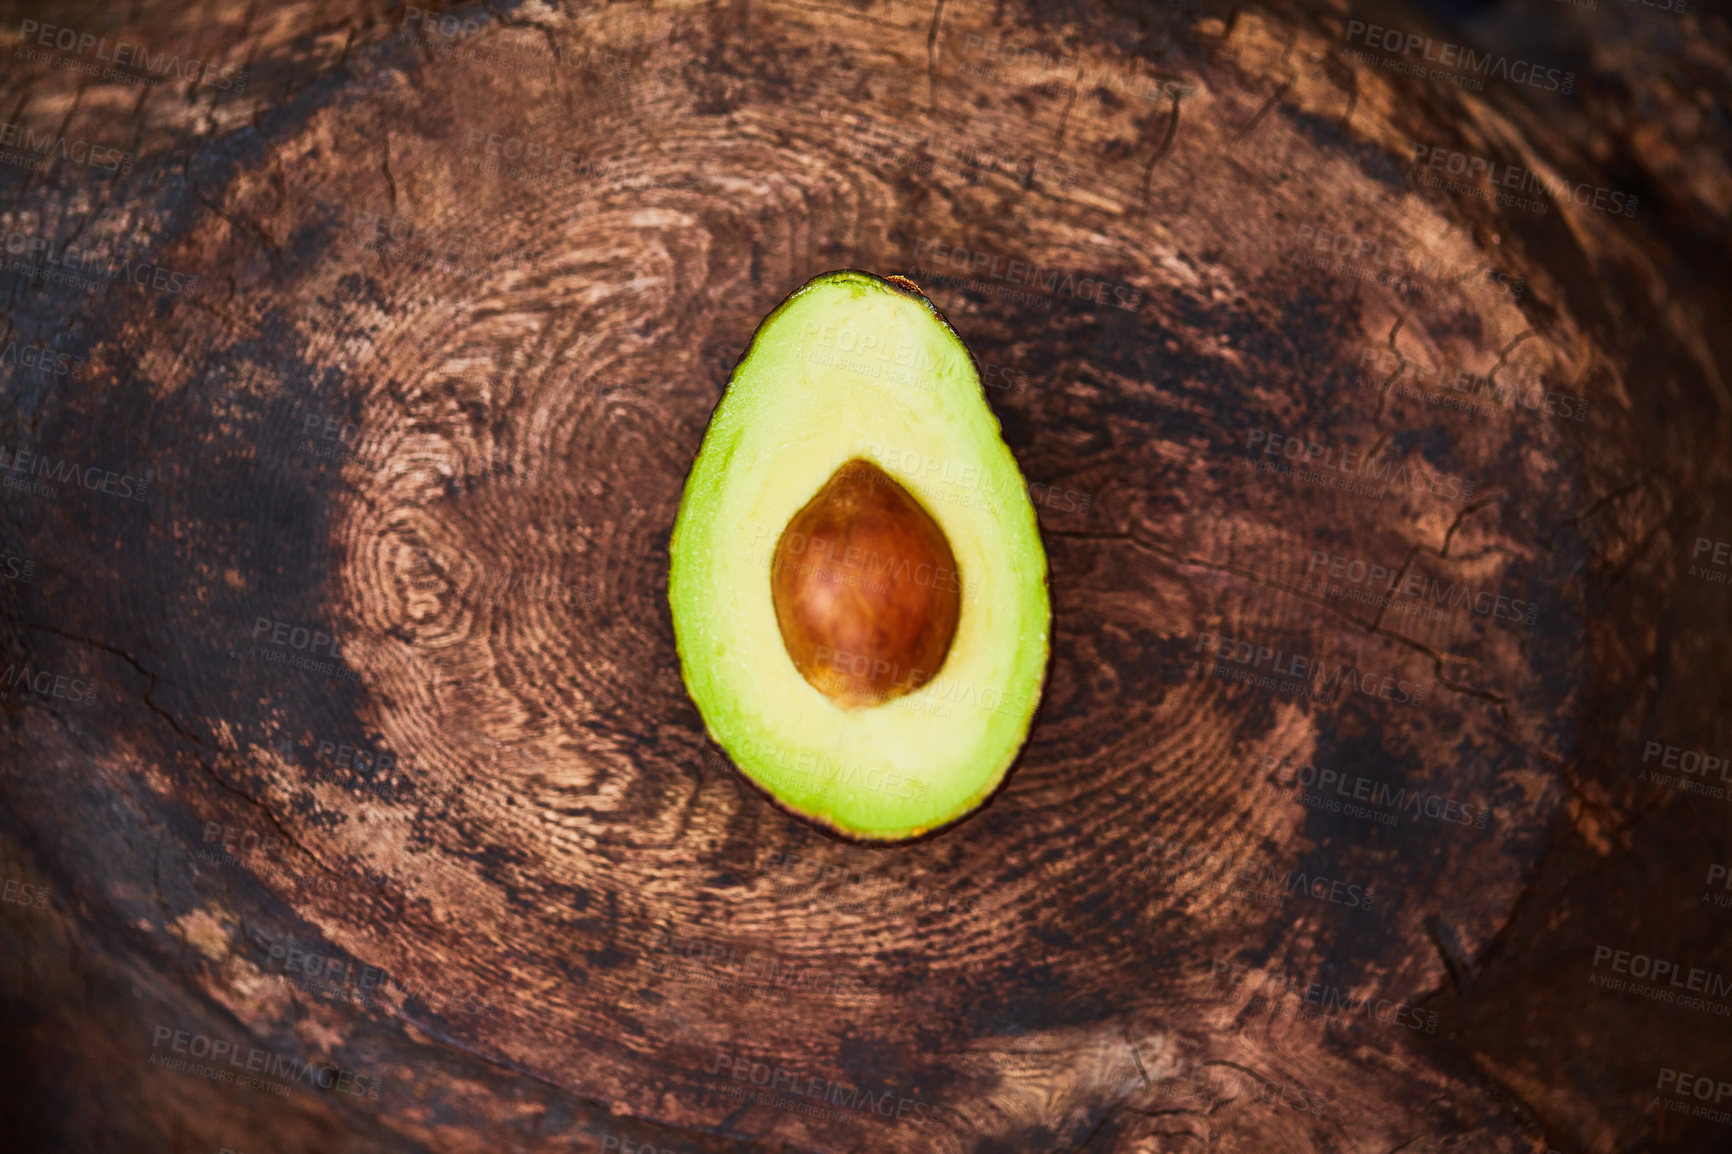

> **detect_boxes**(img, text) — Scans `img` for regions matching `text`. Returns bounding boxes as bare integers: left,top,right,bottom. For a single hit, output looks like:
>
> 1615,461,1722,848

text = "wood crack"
925,0,946,112
1370,312,1407,425
1138,91,1183,216
379,130,398,215
1231,78,1290,144
0,614,369,904
1051,54,1084,159
183,151,284,269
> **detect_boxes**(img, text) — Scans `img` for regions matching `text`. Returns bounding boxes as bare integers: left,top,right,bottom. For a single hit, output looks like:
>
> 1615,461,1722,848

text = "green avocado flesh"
668,270,1051,842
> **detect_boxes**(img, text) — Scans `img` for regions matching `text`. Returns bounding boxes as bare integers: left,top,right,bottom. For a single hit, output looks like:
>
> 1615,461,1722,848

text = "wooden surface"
1,0,1730,1150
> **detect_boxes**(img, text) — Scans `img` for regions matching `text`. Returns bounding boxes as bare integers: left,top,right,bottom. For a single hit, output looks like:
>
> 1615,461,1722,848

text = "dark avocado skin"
669,268,1053,845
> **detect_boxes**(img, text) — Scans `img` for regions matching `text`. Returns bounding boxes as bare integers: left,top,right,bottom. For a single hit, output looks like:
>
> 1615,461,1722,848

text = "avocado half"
668,270,1051,843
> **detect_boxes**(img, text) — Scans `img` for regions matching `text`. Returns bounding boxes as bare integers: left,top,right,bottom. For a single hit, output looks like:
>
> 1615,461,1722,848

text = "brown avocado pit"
770,457,961,709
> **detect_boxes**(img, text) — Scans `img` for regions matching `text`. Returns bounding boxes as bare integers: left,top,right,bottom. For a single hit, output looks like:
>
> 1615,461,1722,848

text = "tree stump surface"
1,0,1730,1151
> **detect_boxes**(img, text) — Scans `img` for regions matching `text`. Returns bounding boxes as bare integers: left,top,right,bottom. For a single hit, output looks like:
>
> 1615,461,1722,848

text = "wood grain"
1,0,1729,1150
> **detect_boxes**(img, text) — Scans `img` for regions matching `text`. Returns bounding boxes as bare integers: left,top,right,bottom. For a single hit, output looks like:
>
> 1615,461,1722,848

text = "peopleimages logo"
1303,549,1539,628
1197,630,1427,707
1656,1067,1732,1127
1,876,49,910
1141,835,1377,914
16,20,249,92
707,1049,956,1126
1410,144,1637,218
0,338,87,377
957,32,1198,107
0,443,151,501
0,229,202,297
401,7,633,77
763,850,979,915
0,122,134,176
1356,346,1588,422
1590,946,1732,1001
148,1024,381,1098
1207,958,1440,1033
910,239,1143,311
1342,19,1575,94
1641,741,1732,785
463,127,628,187
1245,428,1476,502
650,926,875,998
712,734,931,802
1292,223,1525,299
1263,756,1490,829
1,662,99,704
